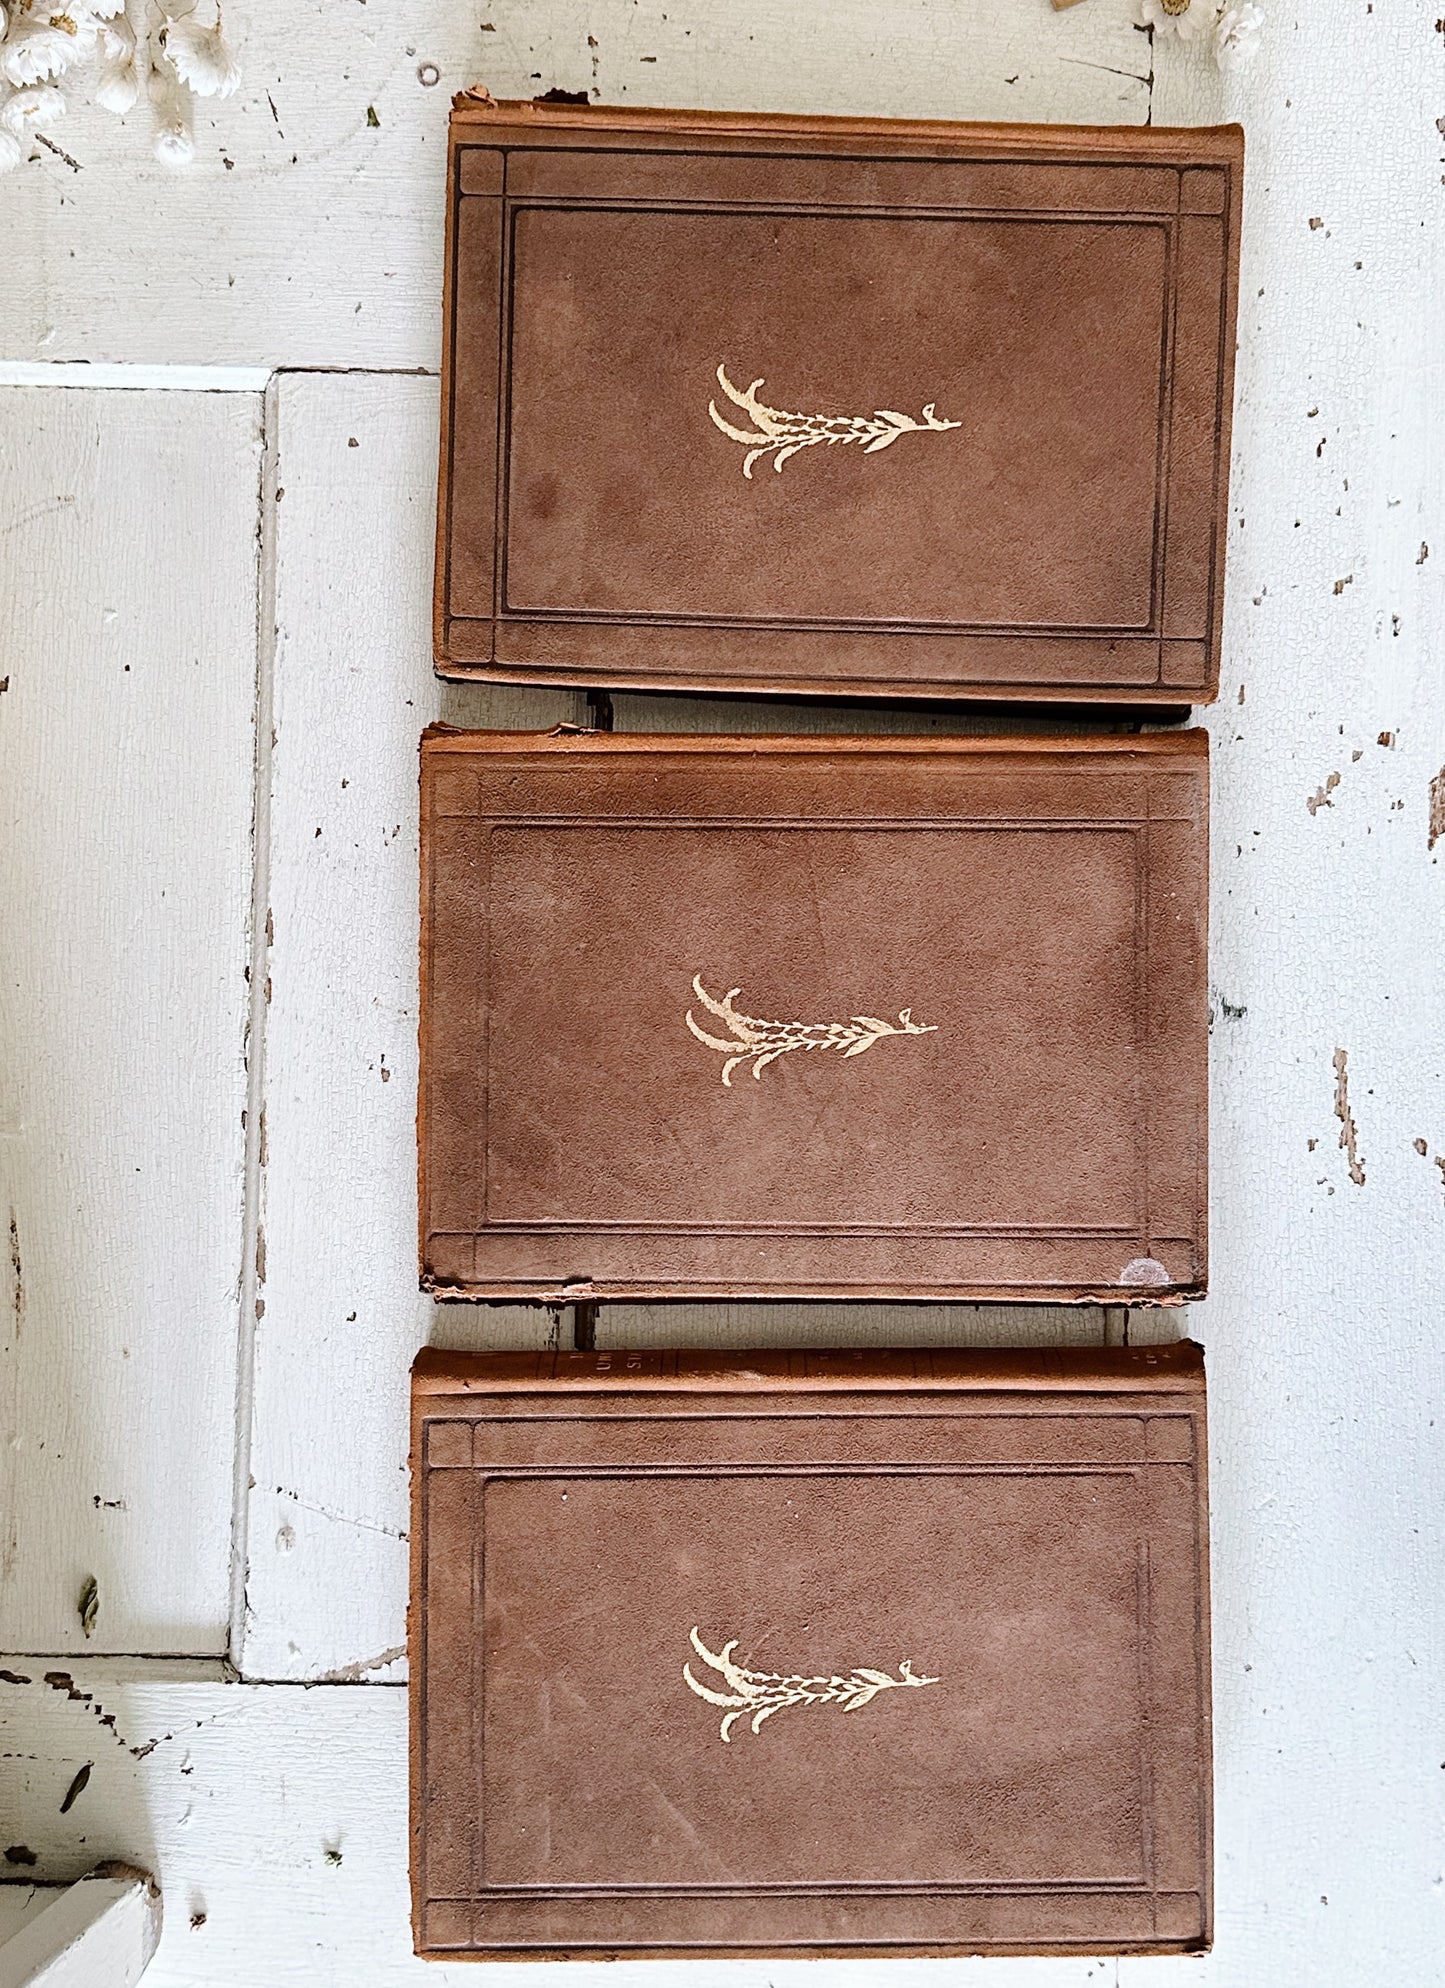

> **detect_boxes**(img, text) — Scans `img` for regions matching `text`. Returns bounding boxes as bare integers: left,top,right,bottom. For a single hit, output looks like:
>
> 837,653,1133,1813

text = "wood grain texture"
0,0,1149,369
0,1662,1118,1988
0,388,260,1656
237,374,579,1683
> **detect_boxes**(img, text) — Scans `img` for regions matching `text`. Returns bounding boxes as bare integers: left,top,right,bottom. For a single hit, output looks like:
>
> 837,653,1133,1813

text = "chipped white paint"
0,0,1150,369
1133,10,1445,1987
0,389,260,1656
0,2,1442,1985
0,1661,1113,1988
236,373,579,1683
0,1869,161,1988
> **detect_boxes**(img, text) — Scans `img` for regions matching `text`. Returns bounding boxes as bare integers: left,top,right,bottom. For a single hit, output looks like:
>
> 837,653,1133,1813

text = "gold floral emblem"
683,1627,940,1743
708,364,962,479
685,974,937,1087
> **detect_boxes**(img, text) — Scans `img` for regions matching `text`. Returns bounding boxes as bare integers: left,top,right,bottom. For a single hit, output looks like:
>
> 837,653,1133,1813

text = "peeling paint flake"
1307,771,1342,816
1333,1048,1366,1186
1429,767,1445,849
7,1209,22,1338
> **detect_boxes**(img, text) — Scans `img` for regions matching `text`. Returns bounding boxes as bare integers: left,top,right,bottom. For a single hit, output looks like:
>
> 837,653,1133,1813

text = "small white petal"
1,83,67,132
160,16,238,96
150,72,193,162
99,13,134,59
155,122,194,162
0,127,22,173
95,58,139,110
1216,1,1264,68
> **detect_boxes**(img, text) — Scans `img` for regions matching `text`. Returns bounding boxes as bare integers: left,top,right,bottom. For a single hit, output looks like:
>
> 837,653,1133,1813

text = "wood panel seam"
229,375,281,1674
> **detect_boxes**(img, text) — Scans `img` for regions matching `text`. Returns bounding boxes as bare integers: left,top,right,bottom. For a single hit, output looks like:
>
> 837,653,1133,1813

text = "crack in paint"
272,1486,407,1542
313,1644,407,1684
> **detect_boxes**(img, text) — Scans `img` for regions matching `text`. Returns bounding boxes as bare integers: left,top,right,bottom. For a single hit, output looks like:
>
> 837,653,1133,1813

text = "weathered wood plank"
0,0,1150,369
0,388,261,1656
238,373,578,1683
0,1869,161,1988
1120,15,1445,1985
0,1664,1116,1988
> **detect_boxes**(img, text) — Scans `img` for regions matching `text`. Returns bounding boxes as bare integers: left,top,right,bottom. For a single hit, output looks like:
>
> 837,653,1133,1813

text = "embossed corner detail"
686,974,938,1087
683,1627,940,1743
708,364,961,479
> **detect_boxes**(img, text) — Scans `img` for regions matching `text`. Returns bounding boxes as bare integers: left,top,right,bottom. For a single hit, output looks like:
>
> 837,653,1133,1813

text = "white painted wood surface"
0,1662,1117,1988
0,1902,50,1950
0,0,1149,369
0,1869,161,1988
1126,11,1445,1983
0,390,260,1657
238,372,577,1683
2,1,1444,1983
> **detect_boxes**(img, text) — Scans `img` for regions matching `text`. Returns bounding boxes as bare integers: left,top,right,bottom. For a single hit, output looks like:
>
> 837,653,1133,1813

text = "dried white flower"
148,65,192,162
95,52,141,108
95,62,139,109
2,14,87,85
1215,1,1264,69
94,7,141,109
97,8,132,59
0,0,236,165
1,81,66,131
48,5,100,50
160,13,237,97
1139,0,1220,40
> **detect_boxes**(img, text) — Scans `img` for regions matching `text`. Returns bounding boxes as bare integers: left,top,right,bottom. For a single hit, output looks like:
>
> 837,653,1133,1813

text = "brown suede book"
410,1342,1212,1960
435,100,1242,706
419,727,1208,1303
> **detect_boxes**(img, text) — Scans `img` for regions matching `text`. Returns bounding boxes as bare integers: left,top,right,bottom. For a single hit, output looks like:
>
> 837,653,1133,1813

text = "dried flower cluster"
0,0,238,172
1139,0,1264,72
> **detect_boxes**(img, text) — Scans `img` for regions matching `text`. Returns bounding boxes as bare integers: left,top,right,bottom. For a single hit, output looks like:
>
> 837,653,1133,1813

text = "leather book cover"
410,1341,1212,1959
419,728,1208,1303
435,100,1242,705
